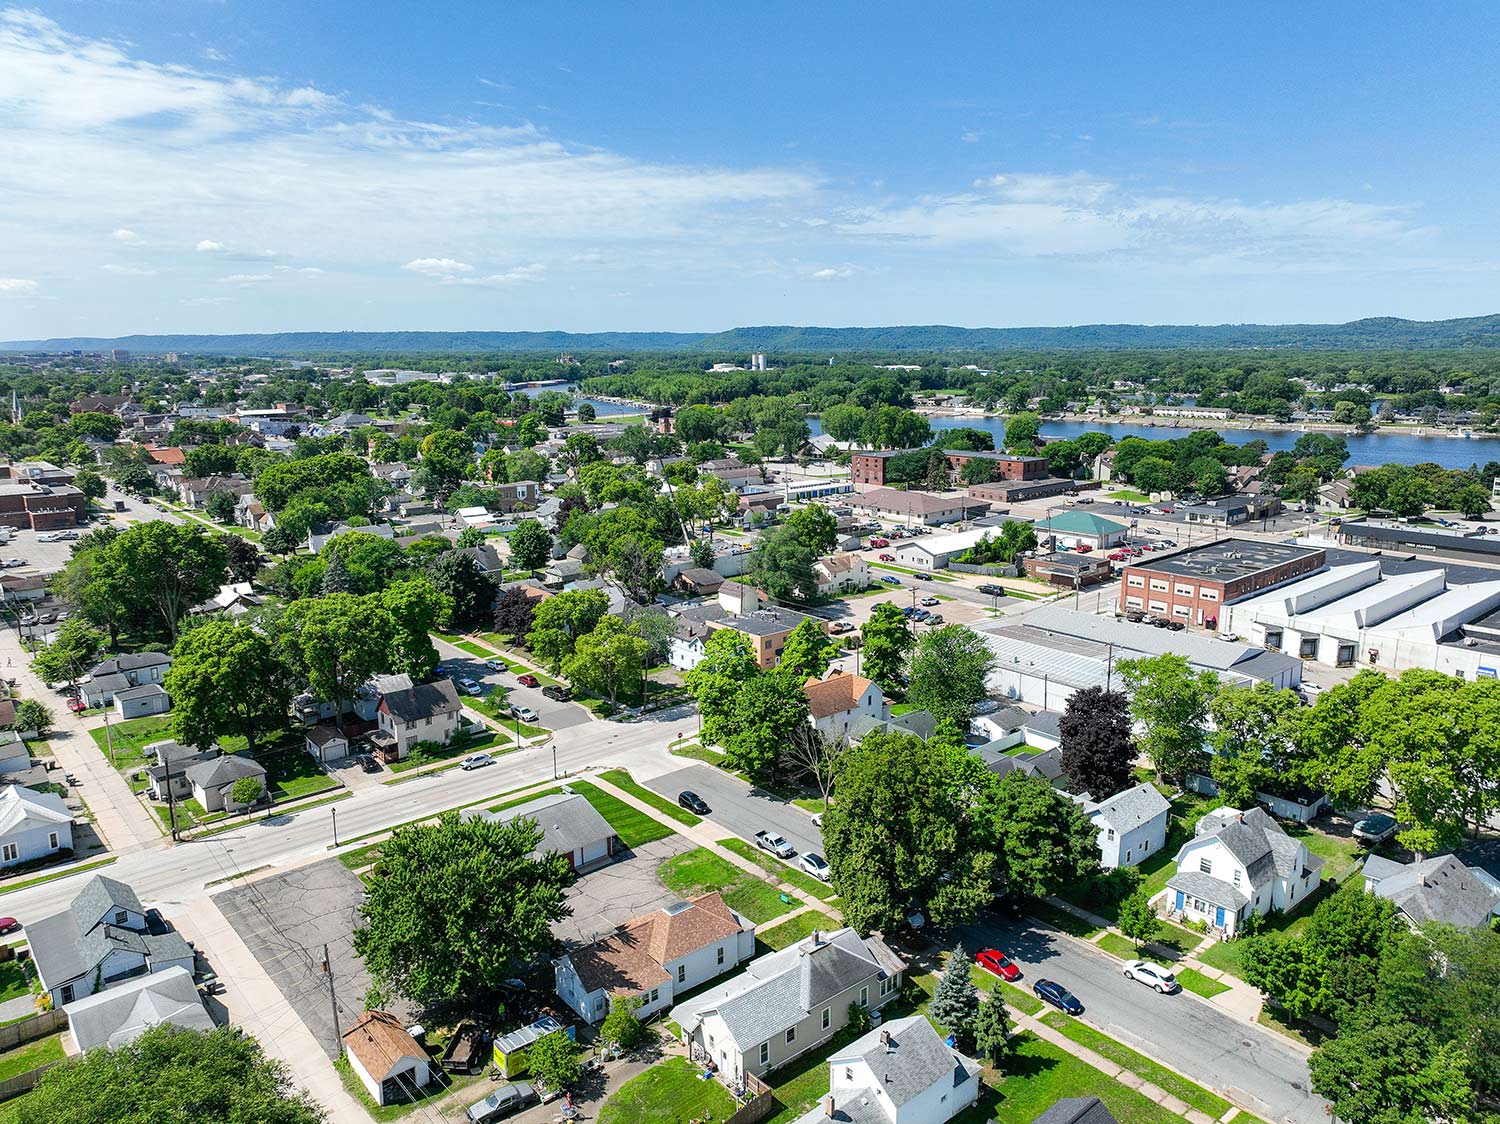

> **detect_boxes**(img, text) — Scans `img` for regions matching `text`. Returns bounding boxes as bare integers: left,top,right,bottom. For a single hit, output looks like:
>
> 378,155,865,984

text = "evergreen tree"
320,551,353,595
929,946,980,1049
973,994,1015,1069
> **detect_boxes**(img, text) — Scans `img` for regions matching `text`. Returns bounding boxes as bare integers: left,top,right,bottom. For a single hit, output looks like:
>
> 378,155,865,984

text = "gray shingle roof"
1366,855,1500,928
1029,1098,1120,1124
1166,869,1249,910
837,1015,977,1109
89,653,170,676
70,875,143,934
380,678,461,722
65,966,214,1051
462,792,614,859
184,754,266,790
1091,783,1170,834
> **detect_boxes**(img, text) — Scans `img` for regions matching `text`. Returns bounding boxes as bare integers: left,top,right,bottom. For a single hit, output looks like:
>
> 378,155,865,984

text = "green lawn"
489,786,563,814
965,963,1045,1015
657,847,799,926
1175,967,1229,999
669,743,729,768
336,841,387,872
599,768,701,826
1038,1014,1232,1120
89,714,175,771
716,838,837,902
333,1055,476,1121
598,1056,736,1124
568,781,675,848
1029,900,1103,940
0,856,115,896
385,731,506,774
1197,880,1333,980
1095,932,1142,959
987,1033,1187,1124
1107,489,1151,502
254,748,336,801
1285,822,1363,883
0,1030,64,1084
452,640,493,658
0,960,35,1005
757,910,841,951
869,560,957,582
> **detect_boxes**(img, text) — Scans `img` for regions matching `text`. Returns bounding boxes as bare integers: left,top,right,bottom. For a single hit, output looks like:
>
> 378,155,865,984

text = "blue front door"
1215,906,1225,928
1174,891,1185,912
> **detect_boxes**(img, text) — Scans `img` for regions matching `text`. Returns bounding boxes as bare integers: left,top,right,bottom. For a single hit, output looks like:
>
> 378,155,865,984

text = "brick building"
1118,539,1325,628
1024,551,1113,588
850,448,1048,487
0,482,88,530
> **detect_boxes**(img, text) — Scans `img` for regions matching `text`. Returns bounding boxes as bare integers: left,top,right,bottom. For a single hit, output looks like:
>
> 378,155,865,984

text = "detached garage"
114,684,170,720
343,1010,432,1106
460,791,618,872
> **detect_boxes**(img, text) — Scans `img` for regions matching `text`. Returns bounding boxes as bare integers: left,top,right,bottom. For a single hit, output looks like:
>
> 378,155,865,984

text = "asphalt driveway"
432,638,593,731
643,763,825,860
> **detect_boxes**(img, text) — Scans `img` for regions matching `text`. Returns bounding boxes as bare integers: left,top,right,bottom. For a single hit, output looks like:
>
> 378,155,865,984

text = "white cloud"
181,295,231,306
449,264,545,286
111,228,141,243
960,130,981,143
220,273,272,284
102,264,159,276
809,265,856,280
195,240,225,253
402,257,474,276
0,278,37,297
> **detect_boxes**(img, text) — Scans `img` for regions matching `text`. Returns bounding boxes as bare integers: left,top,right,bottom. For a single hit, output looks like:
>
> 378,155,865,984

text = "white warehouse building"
1225,553,1500,677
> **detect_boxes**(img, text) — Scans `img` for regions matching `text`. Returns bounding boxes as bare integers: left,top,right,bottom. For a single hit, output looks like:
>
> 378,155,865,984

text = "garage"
580,838,609,866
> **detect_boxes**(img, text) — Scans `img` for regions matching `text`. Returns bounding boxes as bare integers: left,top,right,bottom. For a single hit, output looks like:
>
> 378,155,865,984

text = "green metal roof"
1031,510,1129,535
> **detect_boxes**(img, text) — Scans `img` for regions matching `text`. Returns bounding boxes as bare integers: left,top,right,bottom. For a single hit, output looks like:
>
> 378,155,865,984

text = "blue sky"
2,2,1498,339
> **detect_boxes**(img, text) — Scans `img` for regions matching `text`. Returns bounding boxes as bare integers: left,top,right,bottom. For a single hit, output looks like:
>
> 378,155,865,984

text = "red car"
878,553,895,562
516,673,540,688
976,948,1021,982
0,918,19,936
869,537,890,548
67,698,86,714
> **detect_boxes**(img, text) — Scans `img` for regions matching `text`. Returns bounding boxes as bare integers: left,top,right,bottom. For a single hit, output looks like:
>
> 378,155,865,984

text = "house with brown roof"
342,1010,432,1106
554,891,755,1024
812,552,869,596
804,671,888,739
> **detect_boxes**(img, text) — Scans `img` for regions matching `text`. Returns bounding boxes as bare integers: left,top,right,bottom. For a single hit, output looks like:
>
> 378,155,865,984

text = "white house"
462,791,619,873
0,784,74,866
554,892,755,1024
27,876,195,1007
671,927,904,1086
792,1015,982,1124
65,966,214,1052
803,672,888,740
342,1010,432,1106
184,754,267,813
813,553,869,596
373,679,463,761
1075,783,1171,870
1166,808,1323,936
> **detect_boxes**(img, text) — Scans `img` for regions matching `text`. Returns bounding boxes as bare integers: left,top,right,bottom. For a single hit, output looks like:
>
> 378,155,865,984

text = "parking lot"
431,638,593,732
643,763,826,861
555,833,695,949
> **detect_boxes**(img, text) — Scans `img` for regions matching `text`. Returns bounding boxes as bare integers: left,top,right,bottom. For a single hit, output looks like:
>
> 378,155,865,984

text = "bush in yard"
14,699,53,737
1117,887,1161,949
599,995,646,1053
846,1000,872,1035
527,1029,582,1093
230,776,263,809
929,945,979,1050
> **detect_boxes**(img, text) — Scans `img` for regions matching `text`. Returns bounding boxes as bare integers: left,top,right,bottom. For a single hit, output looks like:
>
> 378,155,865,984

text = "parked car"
976,948,1021,982
799,852,831,881
912,609,929,622
0,917,20,936
869,537,890,548
1122,960,1179,994
878,553,896,561
977,584,1005,596
1076,497,1095,505
541,684,572,701
1353,813,1398,846
1074,543,1093,553
484,659,506,672
433,664,452,678
926,613,944,624
1033,979,1084,1015
920,596,939,606
880,576,901,585
357,753,381,773
516,673,540,688
1146,527,1160,535
914,571,932,580
0,559,21,568
754,830,795,859
457,677,483,696
460,753,493,771
67,697,85,713
828,621,852,634
511,704,539,723
36,530,78,542
466,1082,539,1123
678,790,710,815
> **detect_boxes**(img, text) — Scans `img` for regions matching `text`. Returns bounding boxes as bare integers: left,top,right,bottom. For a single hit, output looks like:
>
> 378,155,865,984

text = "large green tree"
276,594,393,727
165,621,290,753
14,1025,324,1124
747,524,819,603
381,578,451,680
563,616,650,707
683,628,761,747
1208,681,1305,807
354,812,571,1007
1117,654,1217,783
776,619,837,681
507,519,552,571
1308,1007,1473,1124
90,522,228,640
526,587,610,672
859,602,914,693
989,772,1100,898
907,624,996,725
426,550,497,628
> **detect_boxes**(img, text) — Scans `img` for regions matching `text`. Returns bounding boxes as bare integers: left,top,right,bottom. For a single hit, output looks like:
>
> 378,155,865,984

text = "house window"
47,832,58,850
821,1008,831,1030
1232,870,1241,887
1199,858,1213,875
678,964,687,984
1125,850,1131,863
844,1067,853,1082
708,1034,715,1049
60,984,74,1004
717,946,725,966
1105,828,1115,841
786,1027,796,1045
0,844,15,862
859,986,869,1007
759,1042,769,1065
114,910,128,925
650,988,659,1003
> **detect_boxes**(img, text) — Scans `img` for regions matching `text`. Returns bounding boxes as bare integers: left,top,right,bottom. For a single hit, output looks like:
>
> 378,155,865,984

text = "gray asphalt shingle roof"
380,678,461,723
1366,854,1500,928
837,1015,978,1109
1166,869,1249,910
1091,783,1170,834
1029,1098,1120,1124
462,792,614,859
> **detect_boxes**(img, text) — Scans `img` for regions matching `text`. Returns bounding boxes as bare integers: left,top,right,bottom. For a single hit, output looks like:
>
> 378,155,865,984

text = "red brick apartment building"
850,448,1048,487
1119,539,1325,629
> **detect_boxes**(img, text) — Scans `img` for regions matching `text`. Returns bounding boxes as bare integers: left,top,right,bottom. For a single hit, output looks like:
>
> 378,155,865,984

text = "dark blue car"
1033,978,1083,1015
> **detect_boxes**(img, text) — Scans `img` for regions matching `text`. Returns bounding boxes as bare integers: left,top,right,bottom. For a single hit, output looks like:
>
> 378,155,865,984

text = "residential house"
804,672,888,740
1074,783,1170,870
142,740,214,803
65,965,214,1052
342,1011,432,1106
554,892,755,1024
813,553,869,596
88,653,171,689
0,784,74,866
176,474,254,509
0,732,30,775
114,683,170,720
671,927,904,1085
190,581,265,619
969,707,1061,751
674,567,725,596
974,744,1069,788
184,754,267,813
1363,854,1500,929
1029,1099,1120,1124
791,1015,981,1124
1166,807,1323,936
234,496,275,533
462,791,619,872
305,725,351,764
373,679,463,761
27,875,195,1007
0,573,46,603
306,522,396,554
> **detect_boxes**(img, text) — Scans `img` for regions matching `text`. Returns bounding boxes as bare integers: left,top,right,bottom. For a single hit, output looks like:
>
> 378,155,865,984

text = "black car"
357,753,381,774
977,584,1005,596
678,790,710,815
1033,978,1084,1015
541,685,572,702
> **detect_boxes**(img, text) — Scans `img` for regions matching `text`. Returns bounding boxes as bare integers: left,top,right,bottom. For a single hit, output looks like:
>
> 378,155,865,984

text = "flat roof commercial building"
1336,519,1500,565
1118,539,1326,629
850,448,1048,487
851,487,988,526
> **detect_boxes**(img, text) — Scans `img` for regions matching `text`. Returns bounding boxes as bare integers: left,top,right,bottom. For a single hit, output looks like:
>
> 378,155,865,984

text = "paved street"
641,762,826,859
958,912,1324,1124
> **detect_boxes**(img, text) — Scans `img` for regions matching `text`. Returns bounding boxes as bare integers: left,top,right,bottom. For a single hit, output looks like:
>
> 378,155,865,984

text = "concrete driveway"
555,833,694,949
642,764,825,860
955,910,1326,1124
216,859,382,1059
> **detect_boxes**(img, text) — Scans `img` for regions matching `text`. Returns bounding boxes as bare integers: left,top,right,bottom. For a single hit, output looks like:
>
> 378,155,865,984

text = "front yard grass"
1175,967,1229,999
333,1055,475,1121
757,910,841,952
1029,900,1103,940
488,785,563,814
716,838,837,902
254,748,336,801
598,768,700,826
568,781,674,848
452,639,493,658
0,960,35,1005
89,713,174,771
668,743,729,768
385,731,505,774
0,1030,65,1084
657,847,798,926
987,1033,1186,1124
964,961,1045,1015
598,1056,735,1124
1038,1013,1232,1120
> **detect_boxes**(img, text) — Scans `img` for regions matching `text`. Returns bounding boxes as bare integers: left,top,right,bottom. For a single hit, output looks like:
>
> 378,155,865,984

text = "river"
809,413,1500,470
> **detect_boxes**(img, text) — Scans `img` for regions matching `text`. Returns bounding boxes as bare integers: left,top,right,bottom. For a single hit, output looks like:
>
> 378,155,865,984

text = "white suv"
1121,959,1179,994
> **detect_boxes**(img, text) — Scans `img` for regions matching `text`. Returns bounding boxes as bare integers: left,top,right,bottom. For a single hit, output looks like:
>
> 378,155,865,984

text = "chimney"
879,1029,892,1052
823,1095,835,1118
1417,869,1427,887
810,930,822,947
1236,813,1245,824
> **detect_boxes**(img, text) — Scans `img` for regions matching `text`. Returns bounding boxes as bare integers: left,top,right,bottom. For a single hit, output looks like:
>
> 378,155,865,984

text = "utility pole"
322,944,343,1054
331,806,339,846
164,750,178,841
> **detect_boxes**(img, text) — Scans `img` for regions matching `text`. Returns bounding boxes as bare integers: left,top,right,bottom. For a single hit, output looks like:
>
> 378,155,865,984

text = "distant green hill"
6,314,1500,355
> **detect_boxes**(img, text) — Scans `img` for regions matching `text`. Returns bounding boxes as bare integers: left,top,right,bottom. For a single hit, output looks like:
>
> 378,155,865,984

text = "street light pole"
331,806,338,847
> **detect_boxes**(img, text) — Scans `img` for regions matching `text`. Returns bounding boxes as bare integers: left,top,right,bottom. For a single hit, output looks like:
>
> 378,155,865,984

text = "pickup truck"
754,830,796,859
